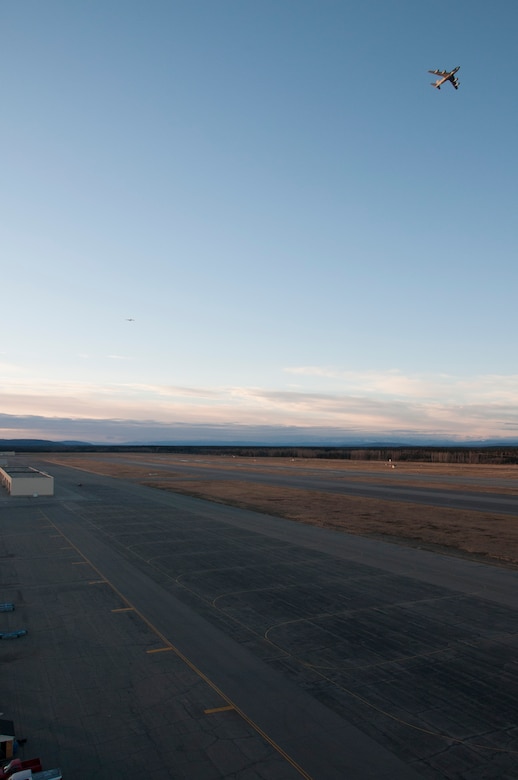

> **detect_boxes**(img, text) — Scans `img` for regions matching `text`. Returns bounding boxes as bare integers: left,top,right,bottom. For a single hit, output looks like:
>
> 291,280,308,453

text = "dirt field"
42,454,518,568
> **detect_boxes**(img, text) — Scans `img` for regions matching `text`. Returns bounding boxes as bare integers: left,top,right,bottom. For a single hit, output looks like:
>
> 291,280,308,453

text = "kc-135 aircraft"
429,66,460,90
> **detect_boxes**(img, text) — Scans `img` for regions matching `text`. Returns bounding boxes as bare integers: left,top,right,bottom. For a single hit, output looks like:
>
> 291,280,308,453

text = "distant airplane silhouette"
126,318,135,321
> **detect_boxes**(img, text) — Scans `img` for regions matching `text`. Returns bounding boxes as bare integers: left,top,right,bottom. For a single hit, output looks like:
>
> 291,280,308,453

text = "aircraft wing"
428,69,449,76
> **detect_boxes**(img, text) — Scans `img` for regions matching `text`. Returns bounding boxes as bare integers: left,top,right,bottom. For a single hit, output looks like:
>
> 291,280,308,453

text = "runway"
1,460,518,779
81,454,518,515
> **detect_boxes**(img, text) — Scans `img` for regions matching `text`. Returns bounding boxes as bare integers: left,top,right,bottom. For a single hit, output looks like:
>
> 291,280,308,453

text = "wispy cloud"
0,413,481,445
284,367,518,405
0,370,518,442
0,360,25,374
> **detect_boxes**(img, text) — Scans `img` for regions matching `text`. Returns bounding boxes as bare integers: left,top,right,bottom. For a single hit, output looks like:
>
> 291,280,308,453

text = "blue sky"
2,1,517,444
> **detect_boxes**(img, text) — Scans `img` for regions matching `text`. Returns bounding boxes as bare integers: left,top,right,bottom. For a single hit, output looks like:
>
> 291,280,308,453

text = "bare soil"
42,454,518,568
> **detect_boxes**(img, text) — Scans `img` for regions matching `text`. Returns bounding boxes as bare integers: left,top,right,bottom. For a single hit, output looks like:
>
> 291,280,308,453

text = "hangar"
0,465,54,496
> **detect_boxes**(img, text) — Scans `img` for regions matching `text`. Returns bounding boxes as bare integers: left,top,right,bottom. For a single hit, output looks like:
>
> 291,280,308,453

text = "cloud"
107,354,132,361
0,360,25,374
0,370,518,442
0,413,489,445
284,367,518,405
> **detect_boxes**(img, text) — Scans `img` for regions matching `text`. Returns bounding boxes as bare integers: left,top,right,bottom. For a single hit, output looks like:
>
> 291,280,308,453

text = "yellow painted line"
204,705,234,714
146,647,173,654
40,511,314,780
112,607,134,613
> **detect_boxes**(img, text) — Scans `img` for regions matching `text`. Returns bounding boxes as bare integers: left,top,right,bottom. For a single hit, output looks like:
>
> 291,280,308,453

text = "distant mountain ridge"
0,439,90,450
2,437,518,450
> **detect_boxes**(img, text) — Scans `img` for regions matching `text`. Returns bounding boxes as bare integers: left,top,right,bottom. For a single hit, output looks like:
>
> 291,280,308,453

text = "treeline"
4,440,518,464
200,447,518,464
323,448,518,464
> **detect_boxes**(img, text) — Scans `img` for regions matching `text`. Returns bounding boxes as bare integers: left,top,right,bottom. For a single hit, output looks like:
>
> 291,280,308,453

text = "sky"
1,1,518,444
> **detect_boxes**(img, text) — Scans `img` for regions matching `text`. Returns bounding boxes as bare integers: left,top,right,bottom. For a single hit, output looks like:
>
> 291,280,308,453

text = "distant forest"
2,440,518,464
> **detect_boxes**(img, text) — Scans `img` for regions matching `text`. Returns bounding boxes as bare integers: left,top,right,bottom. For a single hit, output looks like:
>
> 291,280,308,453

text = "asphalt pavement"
84,455,518,515
1,459,518,779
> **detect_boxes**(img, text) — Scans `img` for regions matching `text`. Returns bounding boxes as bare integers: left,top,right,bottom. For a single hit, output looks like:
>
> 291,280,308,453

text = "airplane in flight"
429,66,460,90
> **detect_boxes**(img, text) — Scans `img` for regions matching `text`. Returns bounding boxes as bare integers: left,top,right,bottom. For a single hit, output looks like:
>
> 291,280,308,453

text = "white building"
0,465,54,496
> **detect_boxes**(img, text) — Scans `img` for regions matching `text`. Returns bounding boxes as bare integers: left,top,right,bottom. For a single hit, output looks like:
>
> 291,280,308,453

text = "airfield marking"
146,647,173,654
39,510,314,780
114,500,518,758
204,705,235,714
146,647,173,655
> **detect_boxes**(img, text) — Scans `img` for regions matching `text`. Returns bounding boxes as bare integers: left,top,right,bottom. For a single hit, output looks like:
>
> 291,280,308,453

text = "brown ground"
41,454,518,568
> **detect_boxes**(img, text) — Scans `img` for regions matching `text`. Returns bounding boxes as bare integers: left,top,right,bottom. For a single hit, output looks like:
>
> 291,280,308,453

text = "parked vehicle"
1,759,62,780
0,758,42,779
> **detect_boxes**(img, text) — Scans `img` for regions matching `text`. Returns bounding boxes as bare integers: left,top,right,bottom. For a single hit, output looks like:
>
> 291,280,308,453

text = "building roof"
1,466,51,478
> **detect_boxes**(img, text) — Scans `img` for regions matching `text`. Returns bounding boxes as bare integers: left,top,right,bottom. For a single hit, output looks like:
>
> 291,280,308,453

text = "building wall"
0,468,10,492
0,468,54,496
